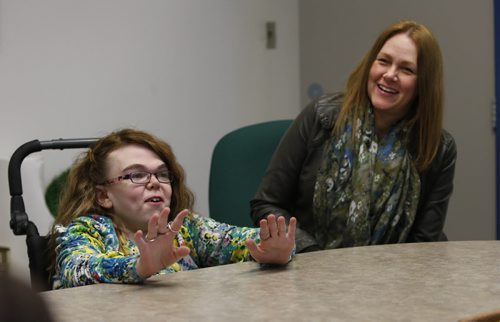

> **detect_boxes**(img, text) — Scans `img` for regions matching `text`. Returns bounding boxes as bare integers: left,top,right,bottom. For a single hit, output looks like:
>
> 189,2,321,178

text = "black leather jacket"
251,94,457,252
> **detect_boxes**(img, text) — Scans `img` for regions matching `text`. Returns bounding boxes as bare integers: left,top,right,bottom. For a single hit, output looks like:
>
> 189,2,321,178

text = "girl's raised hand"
246,215,296,265
134,208,191,278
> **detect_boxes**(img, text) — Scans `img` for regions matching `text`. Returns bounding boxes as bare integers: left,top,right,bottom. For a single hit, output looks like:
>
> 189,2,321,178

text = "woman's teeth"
379,84,397,94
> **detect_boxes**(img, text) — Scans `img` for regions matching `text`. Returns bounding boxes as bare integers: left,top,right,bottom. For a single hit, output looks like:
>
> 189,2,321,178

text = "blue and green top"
53,213,261,289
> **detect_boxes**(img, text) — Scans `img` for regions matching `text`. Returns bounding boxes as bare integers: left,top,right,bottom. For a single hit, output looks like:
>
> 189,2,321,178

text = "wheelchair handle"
8,138,98,235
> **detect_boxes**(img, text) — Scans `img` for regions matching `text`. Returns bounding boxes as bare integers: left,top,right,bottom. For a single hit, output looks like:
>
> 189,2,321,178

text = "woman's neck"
374,110,405,140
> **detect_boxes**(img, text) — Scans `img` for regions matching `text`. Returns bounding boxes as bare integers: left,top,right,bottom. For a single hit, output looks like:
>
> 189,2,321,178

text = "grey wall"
299,0,496,240
0,0,301,216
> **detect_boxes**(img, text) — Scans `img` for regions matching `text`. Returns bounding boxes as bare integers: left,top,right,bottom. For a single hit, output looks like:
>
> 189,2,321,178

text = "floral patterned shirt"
53,213,261,289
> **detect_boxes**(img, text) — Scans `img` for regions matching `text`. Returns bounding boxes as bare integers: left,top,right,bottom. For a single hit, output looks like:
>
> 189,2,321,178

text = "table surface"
41,241,500,322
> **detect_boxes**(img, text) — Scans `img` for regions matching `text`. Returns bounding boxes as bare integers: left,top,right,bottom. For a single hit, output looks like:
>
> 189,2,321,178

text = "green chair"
45,169,70,217
209,119,293,227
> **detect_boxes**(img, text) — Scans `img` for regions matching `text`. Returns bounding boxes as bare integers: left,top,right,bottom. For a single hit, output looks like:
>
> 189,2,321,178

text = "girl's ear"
96,185,112,209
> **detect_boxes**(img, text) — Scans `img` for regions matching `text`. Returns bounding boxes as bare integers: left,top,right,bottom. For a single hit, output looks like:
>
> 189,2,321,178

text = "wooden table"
40,241,500,321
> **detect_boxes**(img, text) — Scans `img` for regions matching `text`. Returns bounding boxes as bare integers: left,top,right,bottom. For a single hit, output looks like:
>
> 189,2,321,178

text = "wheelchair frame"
8,138,98,291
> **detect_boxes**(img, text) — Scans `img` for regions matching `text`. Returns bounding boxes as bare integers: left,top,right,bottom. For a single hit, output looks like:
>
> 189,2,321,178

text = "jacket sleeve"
407,132,457,242
186,214,260,266
55,216,143,288
250,99,322,252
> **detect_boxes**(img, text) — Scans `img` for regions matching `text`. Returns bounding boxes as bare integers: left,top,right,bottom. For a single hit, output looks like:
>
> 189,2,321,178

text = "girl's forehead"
106,145,164,171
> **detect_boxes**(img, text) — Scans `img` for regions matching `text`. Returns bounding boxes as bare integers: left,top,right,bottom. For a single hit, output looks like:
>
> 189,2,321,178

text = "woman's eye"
402,67,415,75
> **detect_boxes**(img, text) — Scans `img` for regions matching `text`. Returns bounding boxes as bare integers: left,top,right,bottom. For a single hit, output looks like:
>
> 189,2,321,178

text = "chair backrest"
45,169,70,217
209,120,292,227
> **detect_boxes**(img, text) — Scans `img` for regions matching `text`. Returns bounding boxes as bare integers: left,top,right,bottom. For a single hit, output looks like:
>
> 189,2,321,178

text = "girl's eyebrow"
121,163,167,173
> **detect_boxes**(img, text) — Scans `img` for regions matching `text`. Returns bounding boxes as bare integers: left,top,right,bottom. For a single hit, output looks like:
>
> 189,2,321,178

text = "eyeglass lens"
130,171,171,184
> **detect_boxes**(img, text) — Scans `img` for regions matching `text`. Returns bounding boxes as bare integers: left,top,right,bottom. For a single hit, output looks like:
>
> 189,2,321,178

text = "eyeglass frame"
103,170,173,185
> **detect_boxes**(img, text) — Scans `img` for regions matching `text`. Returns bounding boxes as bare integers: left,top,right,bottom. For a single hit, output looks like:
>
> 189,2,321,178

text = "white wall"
299,0,496,241
0,0,300,281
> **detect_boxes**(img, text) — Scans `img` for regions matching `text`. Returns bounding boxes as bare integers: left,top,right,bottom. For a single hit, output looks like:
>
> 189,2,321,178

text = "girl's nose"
146,175,161,188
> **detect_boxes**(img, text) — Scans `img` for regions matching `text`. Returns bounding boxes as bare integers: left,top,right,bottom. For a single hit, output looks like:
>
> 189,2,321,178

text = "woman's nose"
383,66,398,81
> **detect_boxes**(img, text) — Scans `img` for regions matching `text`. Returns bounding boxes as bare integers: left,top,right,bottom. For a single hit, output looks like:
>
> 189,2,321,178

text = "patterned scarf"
313,105,420,249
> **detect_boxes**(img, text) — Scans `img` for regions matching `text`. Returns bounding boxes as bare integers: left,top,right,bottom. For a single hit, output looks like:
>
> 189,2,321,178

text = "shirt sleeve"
249,97,324,252
250,93,342,253
54,216,144,288
182,214,261,267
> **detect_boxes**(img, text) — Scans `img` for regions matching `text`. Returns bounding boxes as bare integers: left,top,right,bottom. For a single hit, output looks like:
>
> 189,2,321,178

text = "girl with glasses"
49,129,296,289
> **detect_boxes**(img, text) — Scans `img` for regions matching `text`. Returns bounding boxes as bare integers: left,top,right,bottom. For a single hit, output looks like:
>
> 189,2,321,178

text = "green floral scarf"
313,106,420,249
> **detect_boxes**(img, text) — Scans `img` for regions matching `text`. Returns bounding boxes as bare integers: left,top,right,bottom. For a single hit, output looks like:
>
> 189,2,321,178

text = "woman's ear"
96,185,112,209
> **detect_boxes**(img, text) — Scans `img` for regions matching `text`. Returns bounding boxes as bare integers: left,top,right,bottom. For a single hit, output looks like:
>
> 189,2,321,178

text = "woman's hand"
246,214,296,265
133,208,191,278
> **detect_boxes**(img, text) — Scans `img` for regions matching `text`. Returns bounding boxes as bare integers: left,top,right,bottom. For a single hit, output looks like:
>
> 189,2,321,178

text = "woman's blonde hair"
335,20,444,172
